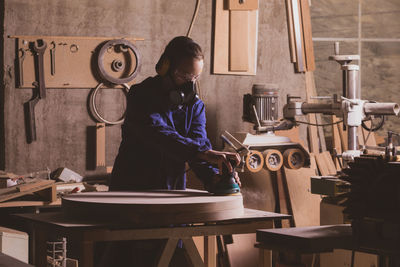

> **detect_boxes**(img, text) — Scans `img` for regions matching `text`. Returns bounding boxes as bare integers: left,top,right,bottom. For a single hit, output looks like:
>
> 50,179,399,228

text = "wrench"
33,40,47,99
25,39,47,143
18,48,25,87
50,41,56,76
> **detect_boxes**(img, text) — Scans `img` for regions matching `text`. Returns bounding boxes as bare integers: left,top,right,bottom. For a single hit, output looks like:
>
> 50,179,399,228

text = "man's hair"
156,36,204,73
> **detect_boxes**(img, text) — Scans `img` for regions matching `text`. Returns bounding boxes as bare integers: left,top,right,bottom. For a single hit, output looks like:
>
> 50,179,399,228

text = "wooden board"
291,0,305,72
305,72,325,153
284,156,320,227
0,179,55,202
62,190,244,226
299,0,315,71
12,36,143,88
256,224,352,252
332,115,343,170
213,0,258,75
285,0,297,63
228,0,258,10
315,151,337,176
229,10,249,72
358,121,377,147
96,123,106,167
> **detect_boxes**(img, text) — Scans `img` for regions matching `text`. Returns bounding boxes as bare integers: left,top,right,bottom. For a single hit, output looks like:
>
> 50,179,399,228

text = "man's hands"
197,150,241,186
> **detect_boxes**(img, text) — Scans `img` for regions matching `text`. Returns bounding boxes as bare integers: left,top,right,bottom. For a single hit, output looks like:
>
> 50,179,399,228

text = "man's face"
171,57,204,86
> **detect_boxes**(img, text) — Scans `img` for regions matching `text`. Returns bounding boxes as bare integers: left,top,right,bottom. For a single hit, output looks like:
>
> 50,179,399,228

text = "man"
111,36,240,192
104,36,240,267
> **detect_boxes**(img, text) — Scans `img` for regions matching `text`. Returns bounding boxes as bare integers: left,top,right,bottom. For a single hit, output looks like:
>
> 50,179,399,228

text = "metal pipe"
345,65,360,151
364,102,400,116
348,126,358,151
301,103,341,115
347,66,360,99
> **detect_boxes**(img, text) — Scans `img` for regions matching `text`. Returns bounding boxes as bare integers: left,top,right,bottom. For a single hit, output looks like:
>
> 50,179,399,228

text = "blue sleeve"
123,86,211,162
188,100,219,184
140,112,211,161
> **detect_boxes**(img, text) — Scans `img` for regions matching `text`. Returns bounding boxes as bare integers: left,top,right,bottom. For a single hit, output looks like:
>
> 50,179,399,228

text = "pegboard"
10,35,144,88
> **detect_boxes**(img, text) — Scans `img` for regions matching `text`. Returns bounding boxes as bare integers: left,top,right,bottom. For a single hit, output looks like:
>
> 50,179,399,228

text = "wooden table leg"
80,240,94,267
33,224,48,267
182,238,204,267
259,248,272,267
156,238,179,267
204,236,216,267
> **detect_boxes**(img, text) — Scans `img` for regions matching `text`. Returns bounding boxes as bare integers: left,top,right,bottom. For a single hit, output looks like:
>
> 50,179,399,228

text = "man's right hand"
197,150,240,174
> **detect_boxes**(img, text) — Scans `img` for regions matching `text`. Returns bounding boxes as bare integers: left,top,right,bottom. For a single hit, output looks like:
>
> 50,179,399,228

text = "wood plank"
229,10,249,72
96,123,106,167
62,190,245,226
291,0,305,72
204,236,216,267
157,238,179,267
299,0,315,71
305,72,322,153
284,154,320,227
332,115,343,170
285,0,297,63
338,119,348,152
359,121,377,147
315,152,329,176
0,199,61,208
275,126,304,146
315,151,336,176
15,36,142,89
256,225,352,250
213,0,258,75
322,151,337,175
276,170,293,228
182,238,205,267
228,0,258,10
0,179,54,203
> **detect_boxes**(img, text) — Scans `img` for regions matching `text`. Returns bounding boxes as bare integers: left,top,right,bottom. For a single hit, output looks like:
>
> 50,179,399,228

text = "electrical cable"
186,0,201,37
186,0,203,100
88,83,130,125
294,120,344,127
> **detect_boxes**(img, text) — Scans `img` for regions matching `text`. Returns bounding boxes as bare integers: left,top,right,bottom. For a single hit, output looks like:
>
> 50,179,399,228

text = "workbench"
16,208,290,267
256,224,400,266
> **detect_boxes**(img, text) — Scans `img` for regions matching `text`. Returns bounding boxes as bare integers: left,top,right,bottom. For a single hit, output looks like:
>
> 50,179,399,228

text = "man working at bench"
111,36,240,193
104,36,241,266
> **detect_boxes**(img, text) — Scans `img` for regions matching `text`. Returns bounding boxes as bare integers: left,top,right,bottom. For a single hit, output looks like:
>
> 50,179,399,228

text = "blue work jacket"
110,76,218,191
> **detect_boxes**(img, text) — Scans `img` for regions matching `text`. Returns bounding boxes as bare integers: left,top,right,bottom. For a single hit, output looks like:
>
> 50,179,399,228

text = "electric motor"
243,84,279,131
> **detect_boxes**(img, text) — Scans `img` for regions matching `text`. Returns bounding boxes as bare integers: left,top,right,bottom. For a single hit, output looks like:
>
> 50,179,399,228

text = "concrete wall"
311,0,400,139
1,0,304,176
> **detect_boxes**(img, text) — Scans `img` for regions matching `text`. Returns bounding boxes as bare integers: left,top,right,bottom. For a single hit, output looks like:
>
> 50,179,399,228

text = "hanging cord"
186,0,203,100
293,119,344,127
186,0,201,37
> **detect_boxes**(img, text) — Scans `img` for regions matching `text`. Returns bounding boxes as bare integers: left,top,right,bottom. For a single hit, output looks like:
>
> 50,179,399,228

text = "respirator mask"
169,81,197,106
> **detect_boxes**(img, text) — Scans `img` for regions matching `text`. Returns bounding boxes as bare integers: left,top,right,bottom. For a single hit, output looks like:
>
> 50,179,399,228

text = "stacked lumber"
0,178,56,206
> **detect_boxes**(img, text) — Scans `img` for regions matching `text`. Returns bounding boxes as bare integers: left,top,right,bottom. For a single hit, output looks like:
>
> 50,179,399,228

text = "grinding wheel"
283,148,305,169
263,149,283,171
62,190,244,226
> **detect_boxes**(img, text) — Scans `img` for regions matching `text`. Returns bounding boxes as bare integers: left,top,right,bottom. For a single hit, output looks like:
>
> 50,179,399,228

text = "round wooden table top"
62,189,244,226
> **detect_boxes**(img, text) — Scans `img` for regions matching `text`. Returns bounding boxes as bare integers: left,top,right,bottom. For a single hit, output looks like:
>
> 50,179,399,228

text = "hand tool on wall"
24,39,47,143
18,48,25,87
50,41,56,76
